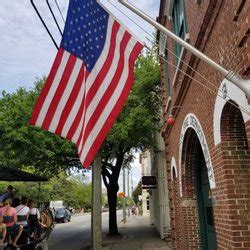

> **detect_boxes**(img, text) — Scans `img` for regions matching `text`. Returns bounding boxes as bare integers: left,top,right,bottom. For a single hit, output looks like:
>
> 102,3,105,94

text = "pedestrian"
131,205,137,216
28,199,41,239
16,196,29,228
1,198,23,247
0,212,6,249
0,185,17,203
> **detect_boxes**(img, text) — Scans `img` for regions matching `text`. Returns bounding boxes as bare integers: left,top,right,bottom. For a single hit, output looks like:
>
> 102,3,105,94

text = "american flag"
30,0,143,168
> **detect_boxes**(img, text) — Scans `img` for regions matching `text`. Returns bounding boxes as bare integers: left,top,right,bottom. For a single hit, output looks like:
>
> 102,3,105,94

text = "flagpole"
91,152,102,250
118,0,250,101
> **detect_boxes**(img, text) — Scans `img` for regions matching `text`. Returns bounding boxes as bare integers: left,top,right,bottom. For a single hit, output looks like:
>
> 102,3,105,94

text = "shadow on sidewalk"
102,215,171,250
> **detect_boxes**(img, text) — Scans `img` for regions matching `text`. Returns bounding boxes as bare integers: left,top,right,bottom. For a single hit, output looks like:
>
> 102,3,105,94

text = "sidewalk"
102,215,171,250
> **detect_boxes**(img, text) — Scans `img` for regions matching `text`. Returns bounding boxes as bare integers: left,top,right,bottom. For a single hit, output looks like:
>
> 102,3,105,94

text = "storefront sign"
142,176,157,189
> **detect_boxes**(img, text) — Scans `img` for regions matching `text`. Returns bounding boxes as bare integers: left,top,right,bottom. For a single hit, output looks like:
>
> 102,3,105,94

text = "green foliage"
132,180,142,204
101,45,161,234
0,78,82,177
0,173,92,209
102,47,161,161
49,172,92,209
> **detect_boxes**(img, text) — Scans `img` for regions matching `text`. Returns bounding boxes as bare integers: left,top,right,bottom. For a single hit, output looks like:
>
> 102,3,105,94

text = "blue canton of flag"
61,0,109,71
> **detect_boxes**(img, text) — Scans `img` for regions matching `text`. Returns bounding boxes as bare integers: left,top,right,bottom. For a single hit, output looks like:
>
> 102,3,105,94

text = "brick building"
157,0,250,249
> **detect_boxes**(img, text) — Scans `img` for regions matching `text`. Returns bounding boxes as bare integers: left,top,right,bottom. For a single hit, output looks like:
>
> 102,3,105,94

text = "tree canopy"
0,78,82,177
101,47,161,235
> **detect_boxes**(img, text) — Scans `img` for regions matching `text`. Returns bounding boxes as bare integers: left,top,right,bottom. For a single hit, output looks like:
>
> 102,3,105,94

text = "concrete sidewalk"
102,215,171,250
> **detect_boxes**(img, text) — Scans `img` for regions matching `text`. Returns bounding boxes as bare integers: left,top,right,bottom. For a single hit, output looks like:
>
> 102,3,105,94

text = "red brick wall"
159,0,250,249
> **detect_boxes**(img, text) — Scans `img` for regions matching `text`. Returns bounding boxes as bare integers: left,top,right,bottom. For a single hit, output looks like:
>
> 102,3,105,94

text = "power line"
30,0,59,49
55,0,65,23
46,0,63,36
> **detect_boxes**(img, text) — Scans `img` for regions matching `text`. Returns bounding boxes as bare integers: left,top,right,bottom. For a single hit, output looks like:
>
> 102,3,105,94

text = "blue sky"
0,0,160,93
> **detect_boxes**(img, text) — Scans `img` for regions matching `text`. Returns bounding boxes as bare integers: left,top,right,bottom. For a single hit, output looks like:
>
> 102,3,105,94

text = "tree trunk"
107,186,119,235
102,151,124,236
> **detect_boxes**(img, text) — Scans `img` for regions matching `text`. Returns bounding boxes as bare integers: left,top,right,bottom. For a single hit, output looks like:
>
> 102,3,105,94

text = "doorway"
196,146,217,250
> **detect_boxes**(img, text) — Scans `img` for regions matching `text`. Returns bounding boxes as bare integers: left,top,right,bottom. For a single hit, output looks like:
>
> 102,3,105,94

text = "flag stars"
61,0,109,71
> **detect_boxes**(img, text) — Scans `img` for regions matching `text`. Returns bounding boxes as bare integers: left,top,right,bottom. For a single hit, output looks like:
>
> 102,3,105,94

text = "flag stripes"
30,14,143,168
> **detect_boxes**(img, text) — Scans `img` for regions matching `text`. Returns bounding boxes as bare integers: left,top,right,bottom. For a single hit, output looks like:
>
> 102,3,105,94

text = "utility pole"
118,0,250,101
127,169,130,217
122,167,126,223
91,153,102,250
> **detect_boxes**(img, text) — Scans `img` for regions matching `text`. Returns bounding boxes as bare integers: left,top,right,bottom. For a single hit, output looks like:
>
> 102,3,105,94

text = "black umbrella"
0,165,48,182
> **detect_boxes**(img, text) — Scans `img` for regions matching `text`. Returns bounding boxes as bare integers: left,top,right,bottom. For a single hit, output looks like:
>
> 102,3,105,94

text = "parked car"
55,208,71,223
102,205,109,212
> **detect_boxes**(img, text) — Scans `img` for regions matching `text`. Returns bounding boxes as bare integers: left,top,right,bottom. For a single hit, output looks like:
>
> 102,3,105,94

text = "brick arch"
219,100,250,248
171,156,178,181
178,128,203,248
214,79,249,145
179,113,215,196
181,128,201,197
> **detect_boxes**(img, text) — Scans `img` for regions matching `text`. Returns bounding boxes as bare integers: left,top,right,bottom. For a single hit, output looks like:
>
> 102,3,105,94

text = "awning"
0,165,48,182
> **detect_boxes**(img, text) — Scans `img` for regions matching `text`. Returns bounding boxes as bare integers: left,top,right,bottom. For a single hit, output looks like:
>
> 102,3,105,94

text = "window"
172,0,187,64
164,50,171,97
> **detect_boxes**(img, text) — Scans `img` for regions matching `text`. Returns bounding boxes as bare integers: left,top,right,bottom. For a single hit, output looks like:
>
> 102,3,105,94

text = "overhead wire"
107,0,249,115
30,0,59,49
46,0,63,36
55,0,65,23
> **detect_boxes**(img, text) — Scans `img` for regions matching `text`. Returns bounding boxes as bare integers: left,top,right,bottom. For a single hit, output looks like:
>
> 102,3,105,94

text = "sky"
0,0,160,93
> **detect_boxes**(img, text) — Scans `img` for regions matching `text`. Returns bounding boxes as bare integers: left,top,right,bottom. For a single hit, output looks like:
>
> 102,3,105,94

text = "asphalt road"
48,210,123,250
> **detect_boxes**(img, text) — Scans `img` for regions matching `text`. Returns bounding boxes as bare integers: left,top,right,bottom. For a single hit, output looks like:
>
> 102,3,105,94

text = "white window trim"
172,33,189,87
165,0,174,19
166,96,171,113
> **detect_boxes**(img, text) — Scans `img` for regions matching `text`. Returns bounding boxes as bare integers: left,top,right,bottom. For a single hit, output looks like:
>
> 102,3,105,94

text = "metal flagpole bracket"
118,0,250,102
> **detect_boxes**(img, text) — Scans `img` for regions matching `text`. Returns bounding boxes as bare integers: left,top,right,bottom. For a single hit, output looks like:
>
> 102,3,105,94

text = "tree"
101,47,161,235
0,78,82,177
132,180,142,205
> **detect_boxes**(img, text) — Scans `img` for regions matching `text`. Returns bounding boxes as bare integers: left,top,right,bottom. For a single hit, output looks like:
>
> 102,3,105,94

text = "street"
48,210,123,250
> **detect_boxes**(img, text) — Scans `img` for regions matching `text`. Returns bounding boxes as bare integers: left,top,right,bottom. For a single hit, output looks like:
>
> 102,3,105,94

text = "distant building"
140,151,151,216
158,0,250,249
140,125,171,240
